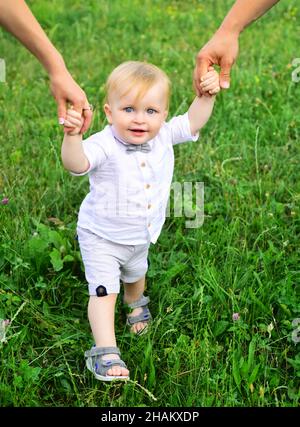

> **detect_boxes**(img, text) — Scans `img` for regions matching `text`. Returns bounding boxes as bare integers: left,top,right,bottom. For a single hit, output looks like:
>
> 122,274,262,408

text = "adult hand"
0,1,93,133
50,69,93,134
193,30,239,96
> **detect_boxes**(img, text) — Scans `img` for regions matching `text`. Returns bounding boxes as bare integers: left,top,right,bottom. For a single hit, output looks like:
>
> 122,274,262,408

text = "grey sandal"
84,346,129,381
124,294,152,335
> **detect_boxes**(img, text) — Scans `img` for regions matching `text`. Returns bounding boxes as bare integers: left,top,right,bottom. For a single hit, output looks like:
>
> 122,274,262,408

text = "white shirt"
73,112,199,245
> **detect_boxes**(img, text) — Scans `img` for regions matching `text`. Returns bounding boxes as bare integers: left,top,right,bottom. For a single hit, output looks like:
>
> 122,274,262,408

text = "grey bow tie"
126,142,151,153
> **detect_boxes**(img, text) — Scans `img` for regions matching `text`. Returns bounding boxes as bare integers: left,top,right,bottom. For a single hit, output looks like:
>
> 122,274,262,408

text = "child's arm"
188,67,220,135
61,108,90,174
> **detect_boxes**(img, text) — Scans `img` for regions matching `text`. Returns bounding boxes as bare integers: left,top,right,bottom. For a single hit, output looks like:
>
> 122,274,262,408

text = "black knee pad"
95,285,108,297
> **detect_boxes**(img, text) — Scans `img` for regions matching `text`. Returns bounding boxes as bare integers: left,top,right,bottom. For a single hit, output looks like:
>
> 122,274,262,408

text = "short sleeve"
70,132,108,176
165,112,199,146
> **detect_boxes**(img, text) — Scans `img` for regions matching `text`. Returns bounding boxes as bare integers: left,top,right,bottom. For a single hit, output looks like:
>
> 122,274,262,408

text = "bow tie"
126,142,151,153
111,127,152,154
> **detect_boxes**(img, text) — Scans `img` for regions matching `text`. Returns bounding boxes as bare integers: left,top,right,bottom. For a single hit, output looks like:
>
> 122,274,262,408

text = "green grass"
0,0,299,407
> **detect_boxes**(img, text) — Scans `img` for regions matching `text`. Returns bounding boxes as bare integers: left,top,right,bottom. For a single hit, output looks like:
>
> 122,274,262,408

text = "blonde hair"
105,61,171,107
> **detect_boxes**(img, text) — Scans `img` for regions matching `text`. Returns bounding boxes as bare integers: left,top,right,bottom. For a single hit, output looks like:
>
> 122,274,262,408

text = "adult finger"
72,97,86,114
71,97,93,134
219,59,232,89
81,108,93,134
194,54,212,96
57,100,67,125
58,99,76,133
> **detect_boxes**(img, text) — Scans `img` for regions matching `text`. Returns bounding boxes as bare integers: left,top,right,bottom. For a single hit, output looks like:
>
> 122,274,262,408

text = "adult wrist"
218,19,242,37
46,50,68,78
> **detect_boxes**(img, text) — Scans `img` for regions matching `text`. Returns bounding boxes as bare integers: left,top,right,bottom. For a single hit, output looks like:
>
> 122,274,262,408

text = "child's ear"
104,104,112,124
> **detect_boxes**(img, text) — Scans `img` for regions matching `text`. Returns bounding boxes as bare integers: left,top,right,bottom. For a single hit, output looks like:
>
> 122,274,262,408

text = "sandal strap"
127,305,152,325
125,294,150,309
95,357,127,377
100,359,127,370
85,346,128,377
84,346,120,358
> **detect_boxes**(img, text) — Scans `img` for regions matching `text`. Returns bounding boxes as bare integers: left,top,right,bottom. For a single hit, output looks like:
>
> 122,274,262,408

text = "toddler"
61,61,219,381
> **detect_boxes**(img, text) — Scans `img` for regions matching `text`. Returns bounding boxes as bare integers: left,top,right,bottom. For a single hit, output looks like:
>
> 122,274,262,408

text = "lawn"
0,0,299,407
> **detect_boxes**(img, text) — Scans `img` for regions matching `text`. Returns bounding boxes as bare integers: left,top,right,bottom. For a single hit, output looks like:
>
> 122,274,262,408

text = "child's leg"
88,294,129,378
123,276,148,334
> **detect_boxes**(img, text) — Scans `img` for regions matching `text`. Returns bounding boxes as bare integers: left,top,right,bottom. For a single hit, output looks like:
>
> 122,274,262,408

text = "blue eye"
147,108,157,115
124,107,134,113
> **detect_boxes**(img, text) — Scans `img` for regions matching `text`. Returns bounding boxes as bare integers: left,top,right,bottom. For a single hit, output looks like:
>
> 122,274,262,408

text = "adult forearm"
61,136,89,174
219,0,280,35
0,0,66,76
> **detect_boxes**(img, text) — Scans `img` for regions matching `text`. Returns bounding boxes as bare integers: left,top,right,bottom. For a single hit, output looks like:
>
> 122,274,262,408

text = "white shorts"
77,227,150,295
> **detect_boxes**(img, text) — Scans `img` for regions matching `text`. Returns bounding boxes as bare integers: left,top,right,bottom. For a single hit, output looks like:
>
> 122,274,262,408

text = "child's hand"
199,66,220,95
64,107,84,135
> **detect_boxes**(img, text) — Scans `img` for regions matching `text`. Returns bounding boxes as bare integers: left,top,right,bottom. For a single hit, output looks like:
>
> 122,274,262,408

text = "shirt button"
148,204,152,209
145,184,151,189
148,223,151,227
141,162,146,167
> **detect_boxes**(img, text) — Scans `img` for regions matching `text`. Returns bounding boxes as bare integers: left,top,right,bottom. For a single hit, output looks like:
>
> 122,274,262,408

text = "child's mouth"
129,129,147,136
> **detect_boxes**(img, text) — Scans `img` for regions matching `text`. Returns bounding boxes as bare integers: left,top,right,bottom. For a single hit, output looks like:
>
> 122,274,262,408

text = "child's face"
104,82,168,144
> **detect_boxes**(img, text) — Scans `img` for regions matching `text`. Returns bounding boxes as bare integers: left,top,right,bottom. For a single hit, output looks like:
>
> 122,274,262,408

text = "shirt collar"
110,125,130,146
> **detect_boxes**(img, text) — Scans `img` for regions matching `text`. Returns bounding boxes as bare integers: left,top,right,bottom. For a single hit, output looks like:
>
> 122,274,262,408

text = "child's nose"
133,111,145,123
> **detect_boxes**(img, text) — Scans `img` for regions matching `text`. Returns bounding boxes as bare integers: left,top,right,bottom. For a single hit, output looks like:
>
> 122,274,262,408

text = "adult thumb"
57,100,67,125
219,60,232,89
